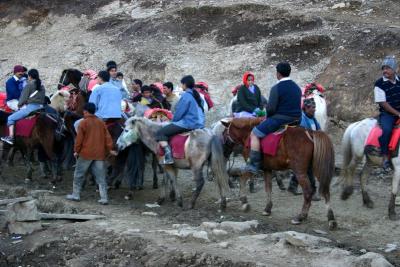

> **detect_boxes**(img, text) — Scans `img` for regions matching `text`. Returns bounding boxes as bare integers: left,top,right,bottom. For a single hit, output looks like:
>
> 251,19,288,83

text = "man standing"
5,65,26,111
107,61,129,99
163,82,179,112
287,98,321,201
66,103,117,204
374,56,400,170
245,62,302,173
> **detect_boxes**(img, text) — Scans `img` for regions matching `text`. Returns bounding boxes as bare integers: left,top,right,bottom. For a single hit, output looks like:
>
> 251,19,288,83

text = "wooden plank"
39,213,106,221
0,197,33,205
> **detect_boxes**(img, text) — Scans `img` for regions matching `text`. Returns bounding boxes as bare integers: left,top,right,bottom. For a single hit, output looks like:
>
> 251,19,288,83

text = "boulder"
272,231,331,247
352,252,393,267
6,200,40,222
220,220,258,233
8,221,42,235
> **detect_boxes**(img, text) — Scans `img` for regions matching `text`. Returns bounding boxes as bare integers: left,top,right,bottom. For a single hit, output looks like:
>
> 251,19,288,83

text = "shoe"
287,186,302,196
244,150,262,174
162,145,174,165
312,192,321,201
1,136,14,145
382,159,392,171
98,184,109,205
98,199,109,205
66,194,80,201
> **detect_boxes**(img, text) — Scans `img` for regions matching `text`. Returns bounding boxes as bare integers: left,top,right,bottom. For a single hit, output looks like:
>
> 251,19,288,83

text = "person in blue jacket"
5,65,26,111
156,75,205,164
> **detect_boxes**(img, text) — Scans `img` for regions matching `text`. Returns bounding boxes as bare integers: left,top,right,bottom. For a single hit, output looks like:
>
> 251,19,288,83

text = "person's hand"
73,152,78,158
110,150,118,156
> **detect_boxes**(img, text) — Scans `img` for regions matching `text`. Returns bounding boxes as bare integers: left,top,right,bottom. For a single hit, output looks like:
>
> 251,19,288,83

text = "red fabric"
242,71,254,88
365,125,400,152
0,92,12,112
158,134,188,159
15,116,38,137
246,132,283,156
195,82,209,91
144,108,173,120
88,80,98,91
196,88,214,109
303,83,325,96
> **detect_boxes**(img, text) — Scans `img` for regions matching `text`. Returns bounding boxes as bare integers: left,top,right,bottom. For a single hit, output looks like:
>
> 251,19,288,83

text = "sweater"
267,78,302,120
5,76,22,101
172,89,205,130
300,111,321,131
88,82,122,119
74,113,113,160
235,84,262,113
18,80,46,107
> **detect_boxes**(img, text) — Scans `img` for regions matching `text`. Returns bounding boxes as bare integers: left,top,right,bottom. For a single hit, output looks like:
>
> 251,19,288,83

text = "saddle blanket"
158,134,188,159
365,125,400,153
15,115,38,137
247,132,283,156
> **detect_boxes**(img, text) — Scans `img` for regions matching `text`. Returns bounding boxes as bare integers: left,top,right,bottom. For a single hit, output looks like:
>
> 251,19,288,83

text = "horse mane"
50,90,71,113
230,117,264,129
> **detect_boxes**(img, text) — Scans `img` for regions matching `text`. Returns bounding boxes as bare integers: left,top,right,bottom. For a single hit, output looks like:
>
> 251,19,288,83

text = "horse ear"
220,118,232,128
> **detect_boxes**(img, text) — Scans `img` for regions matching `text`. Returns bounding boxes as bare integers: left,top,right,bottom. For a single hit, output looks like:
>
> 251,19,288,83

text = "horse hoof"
389,213,399,221
152,183,158,189
262,211,271,216
157,197,165,205
329,220,338,230
291,218,301,225
364,201,374,209
341,186,353,200
169,190,176,202
241,203,250,212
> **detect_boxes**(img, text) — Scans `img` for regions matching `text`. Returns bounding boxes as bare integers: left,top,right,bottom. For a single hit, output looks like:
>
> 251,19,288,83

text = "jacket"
89,82,122,119
235,72,262,113
18,80,45,107
267,78,302,120
5,76,22,101
172,88,205,130
300,111,321,130
74,113,113,160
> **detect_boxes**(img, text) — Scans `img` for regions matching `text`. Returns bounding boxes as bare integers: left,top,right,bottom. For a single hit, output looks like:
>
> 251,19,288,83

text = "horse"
117,117,230,210
220,117,337,229
58,69,83,90
340,117,400,220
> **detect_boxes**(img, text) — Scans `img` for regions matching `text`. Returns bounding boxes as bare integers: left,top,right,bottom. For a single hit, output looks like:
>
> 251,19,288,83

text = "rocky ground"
1,0,400,266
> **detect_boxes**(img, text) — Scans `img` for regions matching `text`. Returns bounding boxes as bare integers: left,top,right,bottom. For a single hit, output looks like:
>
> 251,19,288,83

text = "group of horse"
0,70,398,230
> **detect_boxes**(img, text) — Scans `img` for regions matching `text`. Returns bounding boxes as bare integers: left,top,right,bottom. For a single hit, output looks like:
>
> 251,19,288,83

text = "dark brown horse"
221,117,337,229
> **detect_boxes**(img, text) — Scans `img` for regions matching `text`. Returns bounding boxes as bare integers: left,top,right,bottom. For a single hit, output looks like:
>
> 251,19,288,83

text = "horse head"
220,117,263,145
58,69,83,90
50,90,71,113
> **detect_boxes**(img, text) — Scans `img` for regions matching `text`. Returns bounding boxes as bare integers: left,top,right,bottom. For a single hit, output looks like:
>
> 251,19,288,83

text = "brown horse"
220,117,337,229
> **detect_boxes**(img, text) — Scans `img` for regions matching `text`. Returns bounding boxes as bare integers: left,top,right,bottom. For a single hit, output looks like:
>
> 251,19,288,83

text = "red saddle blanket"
365,125,400,152
247,132,283,156
15,115,38,137
158,134,189,159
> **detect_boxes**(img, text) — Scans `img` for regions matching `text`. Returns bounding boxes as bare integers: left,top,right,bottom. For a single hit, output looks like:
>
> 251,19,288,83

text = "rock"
8,221,42,235
220,220,258,233
332,3,346,9
395,196,400,206
274,231,331,247
384,243,397,253
212,229,228,236
141,212,158,216
192,230,209,241
6,200,40,222
145,203,160,208
313,229,327,235
353,252,393,267
218,242,230,248
200,222,219,230
172,224,189,229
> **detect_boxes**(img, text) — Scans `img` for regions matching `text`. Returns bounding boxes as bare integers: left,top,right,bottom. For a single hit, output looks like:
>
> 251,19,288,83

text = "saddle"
158,133,190,159
365,120,400,157
15,110,63,139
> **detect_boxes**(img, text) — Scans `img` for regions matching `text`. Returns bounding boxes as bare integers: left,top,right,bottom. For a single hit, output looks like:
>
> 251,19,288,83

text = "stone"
6,200,40,222
273,231,331,247
384,244,397,253
212,229,228,236
141,212,158,216
332,3,346,9
353,252,393,267
220,220,259,233
200,222,219,230
218,242,230,248
8,221,42,235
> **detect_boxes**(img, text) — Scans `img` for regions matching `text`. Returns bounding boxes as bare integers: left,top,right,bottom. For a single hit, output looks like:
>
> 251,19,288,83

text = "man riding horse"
374,56,400,170
245,62,302,173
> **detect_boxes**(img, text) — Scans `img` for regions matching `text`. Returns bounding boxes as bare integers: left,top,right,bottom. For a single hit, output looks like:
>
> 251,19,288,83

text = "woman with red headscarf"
234,71,263,118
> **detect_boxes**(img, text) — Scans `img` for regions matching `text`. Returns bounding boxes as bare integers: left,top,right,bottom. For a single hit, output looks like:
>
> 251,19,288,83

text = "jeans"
7,103,43,126
252,117,293,138
73,158,107,192
155,123,188,141
378,112,397,155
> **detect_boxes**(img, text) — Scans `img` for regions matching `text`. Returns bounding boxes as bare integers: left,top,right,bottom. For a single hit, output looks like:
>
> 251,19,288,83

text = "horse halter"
223,123,238,145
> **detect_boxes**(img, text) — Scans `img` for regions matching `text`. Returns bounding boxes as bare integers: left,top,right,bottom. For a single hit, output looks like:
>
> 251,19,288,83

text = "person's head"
180,75,195,90
141,85,152,98
84,102,96,115
303,98,316,117
97,70,110,84
163,82,174,95
246,74,254,87
28,69,43,91
382,56,397,80
132,79,143,92
116,72,123,81
276,62,291,80
13,65,25,78
107,65,117,79
106,60,117,69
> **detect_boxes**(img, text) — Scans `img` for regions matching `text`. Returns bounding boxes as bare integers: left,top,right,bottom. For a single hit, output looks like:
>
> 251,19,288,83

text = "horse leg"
157,171,169,205
189,168,205,209
360,161,374,209
389,160,400,220
291,171,312,224
341,157,357,200
165,167,181,206
239,172,251,211
262,170,273,216
7,146,15,167
25,150,33,182
152,154,159,189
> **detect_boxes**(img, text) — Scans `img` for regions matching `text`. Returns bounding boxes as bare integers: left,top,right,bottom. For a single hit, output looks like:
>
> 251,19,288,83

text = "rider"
287,98,321,200
233,71,263,117
374,56,400,170
245,62,302,173
156,75,205,164
5,65,26,111
1,69,46,145
106,61,129,99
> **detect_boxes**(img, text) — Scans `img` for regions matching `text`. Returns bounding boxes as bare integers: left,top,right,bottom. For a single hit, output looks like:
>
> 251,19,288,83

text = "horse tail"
312,131,335,198
341,124,354,172
210,135,230,196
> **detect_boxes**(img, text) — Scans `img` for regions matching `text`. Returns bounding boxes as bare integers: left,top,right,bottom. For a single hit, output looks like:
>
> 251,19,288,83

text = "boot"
162,145,174,165
244,150,262,174
287,174,302,196
98,184,109,205
66,182,81,201
382,155,392,172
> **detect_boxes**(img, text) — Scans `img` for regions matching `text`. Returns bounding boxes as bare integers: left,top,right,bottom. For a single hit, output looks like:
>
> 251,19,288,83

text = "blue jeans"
379,112,397,155
252,117,293,138
7,103,43,126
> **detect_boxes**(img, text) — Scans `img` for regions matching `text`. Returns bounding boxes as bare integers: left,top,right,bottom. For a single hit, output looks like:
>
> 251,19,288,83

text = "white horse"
341,117,400,220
